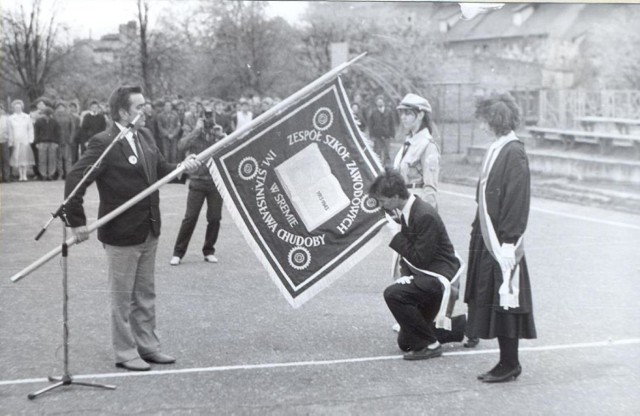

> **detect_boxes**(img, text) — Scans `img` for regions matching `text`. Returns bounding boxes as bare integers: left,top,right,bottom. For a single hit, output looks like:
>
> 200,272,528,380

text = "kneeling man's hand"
395,275,413,285
384,214,401,235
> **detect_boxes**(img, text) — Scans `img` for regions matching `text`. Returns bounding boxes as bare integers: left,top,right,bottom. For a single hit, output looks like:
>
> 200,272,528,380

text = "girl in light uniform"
392,93,440,210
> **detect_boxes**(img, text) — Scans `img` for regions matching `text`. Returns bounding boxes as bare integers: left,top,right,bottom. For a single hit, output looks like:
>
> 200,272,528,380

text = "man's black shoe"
403,344,442,361
142,351,176,364
115,358,151,371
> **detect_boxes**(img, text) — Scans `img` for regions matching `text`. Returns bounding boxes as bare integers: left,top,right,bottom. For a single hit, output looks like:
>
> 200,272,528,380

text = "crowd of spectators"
0,91,406,183
0,94,288,182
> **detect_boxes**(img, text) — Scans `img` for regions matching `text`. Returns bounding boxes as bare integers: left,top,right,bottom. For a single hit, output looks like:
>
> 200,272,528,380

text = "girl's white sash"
477,135,524,310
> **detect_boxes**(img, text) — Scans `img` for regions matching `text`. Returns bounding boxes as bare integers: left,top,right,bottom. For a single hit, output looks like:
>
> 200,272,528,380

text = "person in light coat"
392,93,440,210
8,100,35,181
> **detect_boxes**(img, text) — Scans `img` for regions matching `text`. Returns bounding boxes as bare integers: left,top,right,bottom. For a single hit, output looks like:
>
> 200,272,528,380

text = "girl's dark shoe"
482,364,522,383
477,362,502,380
464,337,479,348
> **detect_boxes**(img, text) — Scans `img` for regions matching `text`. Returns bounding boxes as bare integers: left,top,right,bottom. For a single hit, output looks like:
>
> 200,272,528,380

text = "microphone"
126,113,143,130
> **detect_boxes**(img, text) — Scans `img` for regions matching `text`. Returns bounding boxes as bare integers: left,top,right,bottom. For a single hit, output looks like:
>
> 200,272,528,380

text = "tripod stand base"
28,374,116,400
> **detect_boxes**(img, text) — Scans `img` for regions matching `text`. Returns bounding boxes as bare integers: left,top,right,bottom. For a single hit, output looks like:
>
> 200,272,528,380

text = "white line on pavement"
440,190,640,230
530,206,640,230
1,338,638,387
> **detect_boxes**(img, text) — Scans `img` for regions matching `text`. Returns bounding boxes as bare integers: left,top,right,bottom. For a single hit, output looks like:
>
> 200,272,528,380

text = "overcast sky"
8,0,308,40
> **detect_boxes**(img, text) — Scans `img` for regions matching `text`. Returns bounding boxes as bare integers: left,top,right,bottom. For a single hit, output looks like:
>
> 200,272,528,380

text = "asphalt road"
1,180,639,415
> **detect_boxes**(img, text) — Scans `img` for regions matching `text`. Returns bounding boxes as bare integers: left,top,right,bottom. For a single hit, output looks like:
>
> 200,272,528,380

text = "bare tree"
0,0,70,101
578,4,640,89
203,1,299,98
137,0,153,98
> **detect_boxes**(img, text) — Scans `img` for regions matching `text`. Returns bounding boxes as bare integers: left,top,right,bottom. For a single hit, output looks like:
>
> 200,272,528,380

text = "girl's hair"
419,110,435,136
402,109,435,136
474,93,521,137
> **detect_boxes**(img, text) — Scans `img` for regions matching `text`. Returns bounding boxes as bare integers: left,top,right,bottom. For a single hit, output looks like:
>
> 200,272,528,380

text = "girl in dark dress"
465,93,537,383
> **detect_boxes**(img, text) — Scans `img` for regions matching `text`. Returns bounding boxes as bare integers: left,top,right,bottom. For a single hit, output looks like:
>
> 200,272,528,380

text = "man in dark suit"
76,100,107,156
64,85,200,371
367,95,396,167
369,169,462,361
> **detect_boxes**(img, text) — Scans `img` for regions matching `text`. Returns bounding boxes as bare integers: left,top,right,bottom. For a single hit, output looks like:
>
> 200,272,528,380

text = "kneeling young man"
370,169,462,360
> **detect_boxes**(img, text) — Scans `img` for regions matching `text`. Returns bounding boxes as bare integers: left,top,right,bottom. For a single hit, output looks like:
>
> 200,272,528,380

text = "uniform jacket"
393,128,440,207
64,125,175,246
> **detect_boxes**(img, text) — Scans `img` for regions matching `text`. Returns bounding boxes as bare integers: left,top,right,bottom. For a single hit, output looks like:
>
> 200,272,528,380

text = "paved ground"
1,180,639,415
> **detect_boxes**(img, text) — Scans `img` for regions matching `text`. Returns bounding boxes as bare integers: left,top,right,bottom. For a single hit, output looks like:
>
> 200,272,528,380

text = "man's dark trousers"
0,142,11,181
384,274,443,351
173,178,222,258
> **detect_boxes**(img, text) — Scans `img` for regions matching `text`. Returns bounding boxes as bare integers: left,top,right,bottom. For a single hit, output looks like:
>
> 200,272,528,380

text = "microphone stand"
26,115,142,399
28,212,116,399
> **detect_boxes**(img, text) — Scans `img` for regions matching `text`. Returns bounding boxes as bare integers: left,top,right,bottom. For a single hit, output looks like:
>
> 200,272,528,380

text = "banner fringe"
289,229,384,308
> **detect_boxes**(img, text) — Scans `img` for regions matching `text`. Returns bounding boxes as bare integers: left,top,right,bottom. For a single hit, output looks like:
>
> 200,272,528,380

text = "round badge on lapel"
128,155,138,165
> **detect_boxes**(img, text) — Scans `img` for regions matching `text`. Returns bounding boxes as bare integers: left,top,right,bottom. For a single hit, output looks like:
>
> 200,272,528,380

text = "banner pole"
195,52,367,162
10,52,367,283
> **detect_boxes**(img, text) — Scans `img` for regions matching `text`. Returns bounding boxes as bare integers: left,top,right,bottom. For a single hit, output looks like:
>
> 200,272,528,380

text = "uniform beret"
397,93,432,113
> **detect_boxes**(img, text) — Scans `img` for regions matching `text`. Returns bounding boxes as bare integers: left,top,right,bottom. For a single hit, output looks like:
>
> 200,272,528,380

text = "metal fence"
422,86,640,153
538,89,640,128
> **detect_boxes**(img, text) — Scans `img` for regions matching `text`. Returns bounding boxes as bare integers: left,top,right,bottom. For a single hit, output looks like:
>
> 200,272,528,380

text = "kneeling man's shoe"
142,352,176,364
115,358,151,371
403,344,442,361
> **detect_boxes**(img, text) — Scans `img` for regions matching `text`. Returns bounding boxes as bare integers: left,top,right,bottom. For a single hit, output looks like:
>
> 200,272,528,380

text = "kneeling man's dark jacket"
390,197,459,282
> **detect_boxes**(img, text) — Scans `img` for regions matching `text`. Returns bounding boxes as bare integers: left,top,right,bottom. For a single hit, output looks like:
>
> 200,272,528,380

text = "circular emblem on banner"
313,107,334,131
361,194,381,214
128,155,138,165
288,246,311,271
238,157,259,180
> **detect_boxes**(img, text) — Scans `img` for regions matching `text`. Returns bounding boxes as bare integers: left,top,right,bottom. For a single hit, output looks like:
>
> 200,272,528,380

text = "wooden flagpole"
10,52,367,283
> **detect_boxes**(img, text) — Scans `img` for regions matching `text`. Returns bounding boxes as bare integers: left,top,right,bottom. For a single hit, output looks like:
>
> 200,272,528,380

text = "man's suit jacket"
389,197,459,290
64,125,175,246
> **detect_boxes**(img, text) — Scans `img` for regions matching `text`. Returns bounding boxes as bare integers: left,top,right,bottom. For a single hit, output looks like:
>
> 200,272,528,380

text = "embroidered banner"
208,77,386,307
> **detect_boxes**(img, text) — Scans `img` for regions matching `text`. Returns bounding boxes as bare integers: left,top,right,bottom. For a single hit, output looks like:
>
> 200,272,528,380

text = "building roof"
100,34,121,41
438,3,618,43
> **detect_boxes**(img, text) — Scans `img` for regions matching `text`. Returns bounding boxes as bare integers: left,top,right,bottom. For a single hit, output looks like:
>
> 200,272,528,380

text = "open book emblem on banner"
275,143,350,232
208,77,385,307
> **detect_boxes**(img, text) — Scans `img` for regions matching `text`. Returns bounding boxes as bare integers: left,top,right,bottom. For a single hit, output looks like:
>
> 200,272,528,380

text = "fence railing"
423,86,640,153
538,89,640,128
